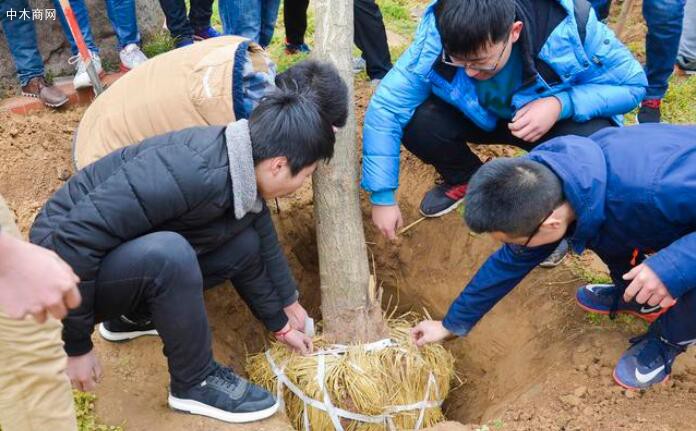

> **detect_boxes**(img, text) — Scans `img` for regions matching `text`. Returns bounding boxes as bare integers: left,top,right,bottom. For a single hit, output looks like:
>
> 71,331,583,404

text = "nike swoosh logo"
635,365,665,383
640,305,662,314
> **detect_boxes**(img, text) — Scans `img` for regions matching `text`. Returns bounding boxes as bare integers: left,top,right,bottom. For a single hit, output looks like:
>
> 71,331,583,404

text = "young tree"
312,0,386,343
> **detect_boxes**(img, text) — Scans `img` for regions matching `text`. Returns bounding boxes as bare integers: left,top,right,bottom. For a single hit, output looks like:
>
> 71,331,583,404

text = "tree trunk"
312,0,386,344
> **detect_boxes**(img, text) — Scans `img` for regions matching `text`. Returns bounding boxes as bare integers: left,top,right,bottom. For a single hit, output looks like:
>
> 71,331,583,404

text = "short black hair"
435,0,516,58
249,88,335,175
275,59,349,128
464,158,563,237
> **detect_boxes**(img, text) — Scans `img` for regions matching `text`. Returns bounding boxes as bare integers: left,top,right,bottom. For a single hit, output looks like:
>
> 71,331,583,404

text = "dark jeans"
283,0,392,79
402,96,615,185
93,229,270,392
652,288,696,346
158,0,213,40
591,0,686,100
283,0,308,45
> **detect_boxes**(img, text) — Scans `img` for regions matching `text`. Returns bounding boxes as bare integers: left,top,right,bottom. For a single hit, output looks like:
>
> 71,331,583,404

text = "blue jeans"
219,0,280,47
591,0,686,100
0,0,45,86
54,0,140,55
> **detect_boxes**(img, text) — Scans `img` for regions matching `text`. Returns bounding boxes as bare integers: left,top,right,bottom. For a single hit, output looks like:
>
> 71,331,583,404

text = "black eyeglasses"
522,209,554,248
441,30,511,72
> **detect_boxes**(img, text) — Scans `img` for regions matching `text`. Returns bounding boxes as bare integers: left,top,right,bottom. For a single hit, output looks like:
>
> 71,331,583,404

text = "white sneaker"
119,43,148,71
69,51,103,89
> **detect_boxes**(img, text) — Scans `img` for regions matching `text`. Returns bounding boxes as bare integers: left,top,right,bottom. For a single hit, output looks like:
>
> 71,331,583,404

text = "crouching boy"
30,89,337,423
412,124,696,391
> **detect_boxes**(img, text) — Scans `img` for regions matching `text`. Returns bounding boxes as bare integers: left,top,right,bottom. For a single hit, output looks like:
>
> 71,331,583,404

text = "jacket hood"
527,135,607,252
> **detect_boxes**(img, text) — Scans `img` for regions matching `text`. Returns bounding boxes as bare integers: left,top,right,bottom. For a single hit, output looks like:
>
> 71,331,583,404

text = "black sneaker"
676,55,696,75
637,99,662,124
168,363,279,423
98,315,159,342
539,239,569,268
419,182,468,217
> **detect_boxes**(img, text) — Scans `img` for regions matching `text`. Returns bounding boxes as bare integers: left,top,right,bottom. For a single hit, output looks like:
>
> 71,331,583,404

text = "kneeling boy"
413,124,696,391
30,89,336,423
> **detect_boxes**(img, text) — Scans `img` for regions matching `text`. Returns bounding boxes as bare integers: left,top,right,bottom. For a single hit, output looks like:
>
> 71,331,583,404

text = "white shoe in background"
119,43,148,71
69,51,103,89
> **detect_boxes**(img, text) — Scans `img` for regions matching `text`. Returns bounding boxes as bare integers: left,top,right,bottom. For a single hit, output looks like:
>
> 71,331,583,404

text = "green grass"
74,391,124,431
142,30,176,58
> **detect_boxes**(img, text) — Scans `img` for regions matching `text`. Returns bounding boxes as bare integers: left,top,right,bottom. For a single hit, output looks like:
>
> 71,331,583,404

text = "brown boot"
21,76,69,108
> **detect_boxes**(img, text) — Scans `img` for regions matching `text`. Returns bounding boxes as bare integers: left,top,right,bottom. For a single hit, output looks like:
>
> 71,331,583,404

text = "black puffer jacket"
30,126,297,356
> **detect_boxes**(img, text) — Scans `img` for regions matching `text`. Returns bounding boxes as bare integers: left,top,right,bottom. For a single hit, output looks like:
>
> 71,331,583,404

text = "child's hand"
284,301,309,332
372,204,404,240
410,320,452,347
508,97,562,143
623,263,676,309
66,349,102,392
277,326,313,355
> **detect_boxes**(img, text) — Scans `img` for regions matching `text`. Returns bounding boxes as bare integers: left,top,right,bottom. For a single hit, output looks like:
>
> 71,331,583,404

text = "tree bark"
312,0,386,344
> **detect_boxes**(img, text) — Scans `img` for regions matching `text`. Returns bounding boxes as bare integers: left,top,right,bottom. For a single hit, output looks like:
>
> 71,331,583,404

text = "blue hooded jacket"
362,0,647,206
443,124,696,336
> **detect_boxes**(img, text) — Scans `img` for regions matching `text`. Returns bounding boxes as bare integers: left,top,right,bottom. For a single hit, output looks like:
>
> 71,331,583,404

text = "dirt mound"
2,85,696,430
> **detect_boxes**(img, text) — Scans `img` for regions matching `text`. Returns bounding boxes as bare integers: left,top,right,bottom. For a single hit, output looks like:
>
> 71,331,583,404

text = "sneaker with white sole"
69,51,103,89
169,363,279,423
613,331,686,390
539,239,569,268
119,43,148,71
98,315,159,342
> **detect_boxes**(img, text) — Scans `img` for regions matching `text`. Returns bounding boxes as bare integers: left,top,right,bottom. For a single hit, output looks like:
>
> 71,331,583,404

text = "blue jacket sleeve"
361,15,437,205
442,242,557,336
644,143,696,299
567,10,647,122
646,232,696,299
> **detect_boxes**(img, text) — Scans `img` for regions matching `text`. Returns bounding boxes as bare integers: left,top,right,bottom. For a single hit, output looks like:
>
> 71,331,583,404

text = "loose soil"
1,79,696,431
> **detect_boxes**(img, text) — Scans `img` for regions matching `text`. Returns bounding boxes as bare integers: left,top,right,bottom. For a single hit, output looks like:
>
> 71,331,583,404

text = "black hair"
275,59,349,128
464,158,564,237
249,88,335,175
435,0,516,58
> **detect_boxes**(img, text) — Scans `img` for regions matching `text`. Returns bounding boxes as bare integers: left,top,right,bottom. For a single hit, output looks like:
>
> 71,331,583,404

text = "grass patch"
141,30,175,58
662,75,696,124
74,390,124,431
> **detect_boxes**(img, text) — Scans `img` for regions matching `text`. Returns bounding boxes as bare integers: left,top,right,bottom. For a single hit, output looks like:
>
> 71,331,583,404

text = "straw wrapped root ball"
246,317,456,430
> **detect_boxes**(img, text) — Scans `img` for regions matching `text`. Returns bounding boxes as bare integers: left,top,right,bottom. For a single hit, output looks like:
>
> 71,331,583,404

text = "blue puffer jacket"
362,0,647,205
443,124,696,336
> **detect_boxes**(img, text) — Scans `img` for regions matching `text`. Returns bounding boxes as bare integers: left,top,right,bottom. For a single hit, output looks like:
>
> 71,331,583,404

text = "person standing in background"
590,0,686,123
157,0,221,47
0,0,69,107
282,0,392,85
219,0,280,48
677,0,696,74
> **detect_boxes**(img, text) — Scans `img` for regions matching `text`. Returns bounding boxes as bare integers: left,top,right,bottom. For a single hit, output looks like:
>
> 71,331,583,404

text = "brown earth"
2,78,696,431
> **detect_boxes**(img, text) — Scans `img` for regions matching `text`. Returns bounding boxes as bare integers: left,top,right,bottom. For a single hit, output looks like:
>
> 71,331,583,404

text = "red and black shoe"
637,99,662,124
419,182,468,217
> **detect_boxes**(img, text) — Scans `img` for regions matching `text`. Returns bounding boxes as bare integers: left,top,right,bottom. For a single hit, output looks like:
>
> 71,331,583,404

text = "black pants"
93,229,269,392
158,0,213,40
283,0,392,80
402,96,615,185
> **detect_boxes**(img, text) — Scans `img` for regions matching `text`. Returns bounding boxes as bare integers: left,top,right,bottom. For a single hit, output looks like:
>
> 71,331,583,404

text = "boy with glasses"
362,0,646,267
412,124,696,391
